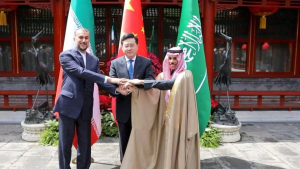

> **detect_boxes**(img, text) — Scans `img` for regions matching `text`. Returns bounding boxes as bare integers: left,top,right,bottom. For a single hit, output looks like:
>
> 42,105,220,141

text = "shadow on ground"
202,156,286,169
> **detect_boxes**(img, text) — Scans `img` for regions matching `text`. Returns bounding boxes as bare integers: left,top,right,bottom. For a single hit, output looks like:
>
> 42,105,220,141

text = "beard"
77,43,88,52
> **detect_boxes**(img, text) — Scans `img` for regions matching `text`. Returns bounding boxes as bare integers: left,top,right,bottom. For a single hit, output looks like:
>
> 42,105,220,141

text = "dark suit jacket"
54,48,117,120
109,55,154,123
144,78,175,90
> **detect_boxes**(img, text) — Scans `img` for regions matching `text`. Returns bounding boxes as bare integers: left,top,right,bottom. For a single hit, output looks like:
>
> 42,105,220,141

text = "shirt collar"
125,55,136,62
78,50,86,57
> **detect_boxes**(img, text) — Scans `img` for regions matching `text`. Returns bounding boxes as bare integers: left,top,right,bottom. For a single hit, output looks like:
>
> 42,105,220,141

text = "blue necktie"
128,60,134,79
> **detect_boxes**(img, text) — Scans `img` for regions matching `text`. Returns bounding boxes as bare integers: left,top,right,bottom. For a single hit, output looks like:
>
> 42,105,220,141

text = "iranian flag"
176,0,211,136
111,0,148,124
54,0,101,148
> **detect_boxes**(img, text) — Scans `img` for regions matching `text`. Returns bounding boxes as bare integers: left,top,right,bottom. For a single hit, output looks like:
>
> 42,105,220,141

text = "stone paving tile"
240,123,263,132
200,148,215,161
200,158,223,169
0,133,21,144
22,143,57,156
268,131,300,141
215,156,256,169
208,144,248,161
1,123,300,169
91,143,119,158
284,142,300,152
276,156,300,169
245,131,283,144
291,130,300,137
9,156,52,169
236,132,256,143
251,162,291,169
0,150,24,169
238,149,282,163
253,123,299,132
0,142,35,151
260,144,300,157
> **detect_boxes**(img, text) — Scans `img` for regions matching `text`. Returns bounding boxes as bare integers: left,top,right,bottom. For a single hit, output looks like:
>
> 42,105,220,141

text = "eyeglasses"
123,44,136,48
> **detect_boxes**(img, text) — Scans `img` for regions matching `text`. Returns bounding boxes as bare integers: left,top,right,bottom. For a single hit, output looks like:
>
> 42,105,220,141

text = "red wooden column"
202,0,215,91
53,0,66,90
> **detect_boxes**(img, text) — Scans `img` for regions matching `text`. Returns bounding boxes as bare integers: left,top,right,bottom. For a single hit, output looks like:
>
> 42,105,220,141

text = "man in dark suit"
109,33,154,162
54,28,126,169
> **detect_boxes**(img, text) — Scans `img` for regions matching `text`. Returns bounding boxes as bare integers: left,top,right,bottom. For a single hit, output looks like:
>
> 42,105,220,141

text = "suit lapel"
86,53,92,70
133,56,141,79
121,56,130,79
73,49,85,68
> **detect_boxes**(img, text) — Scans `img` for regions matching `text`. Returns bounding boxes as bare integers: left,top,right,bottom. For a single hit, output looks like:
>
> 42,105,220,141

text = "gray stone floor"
0,123,300,169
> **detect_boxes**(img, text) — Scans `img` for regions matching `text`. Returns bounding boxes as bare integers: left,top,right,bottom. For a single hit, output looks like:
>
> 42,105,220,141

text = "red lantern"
242,44,247,50
0,5,18,26
262,42,270,50
249,4,279,29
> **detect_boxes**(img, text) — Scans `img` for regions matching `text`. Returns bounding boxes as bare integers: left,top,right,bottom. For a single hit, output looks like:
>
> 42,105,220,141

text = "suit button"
84,88,87,91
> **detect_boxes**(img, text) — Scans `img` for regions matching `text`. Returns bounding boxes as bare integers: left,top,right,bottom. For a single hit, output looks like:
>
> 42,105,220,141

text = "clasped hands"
107,77,144,96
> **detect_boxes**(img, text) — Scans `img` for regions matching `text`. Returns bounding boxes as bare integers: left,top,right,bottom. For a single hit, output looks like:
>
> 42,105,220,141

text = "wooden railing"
212,91,300,111
0,91,55,111
1,90,300,111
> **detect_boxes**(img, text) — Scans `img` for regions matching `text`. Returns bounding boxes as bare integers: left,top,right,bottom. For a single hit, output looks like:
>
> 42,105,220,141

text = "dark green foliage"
39,119,59,146
100,112,118,138
39,112,119,146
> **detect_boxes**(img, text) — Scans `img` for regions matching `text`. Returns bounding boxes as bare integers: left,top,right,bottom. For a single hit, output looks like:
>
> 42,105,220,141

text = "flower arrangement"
148,52,162,77
106,52,162,77
99,94,111,112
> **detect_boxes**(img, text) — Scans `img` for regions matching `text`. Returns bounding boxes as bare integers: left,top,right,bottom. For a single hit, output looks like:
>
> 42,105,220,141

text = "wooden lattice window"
162,6,181,57
17,6,54,72
255,9,297,73
0,12,12,72
215,7,249,38
94,5,106,60
256,9,297,39
143,6,159,56
18,6,53,37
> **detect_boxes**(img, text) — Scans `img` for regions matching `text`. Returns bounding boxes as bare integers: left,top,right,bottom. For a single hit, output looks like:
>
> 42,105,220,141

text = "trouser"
58,112,91,169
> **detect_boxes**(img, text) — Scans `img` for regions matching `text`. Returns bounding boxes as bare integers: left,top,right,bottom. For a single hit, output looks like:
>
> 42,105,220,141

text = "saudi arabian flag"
176,0,211,136
55,0,101,148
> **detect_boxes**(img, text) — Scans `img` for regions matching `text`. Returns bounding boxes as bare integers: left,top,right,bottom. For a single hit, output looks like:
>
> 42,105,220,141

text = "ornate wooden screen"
17,6,54,71
215,7,249,38
162,6,180,57
94,6,106,60
256,9,297,39
143,6,159,56
18,6,53,37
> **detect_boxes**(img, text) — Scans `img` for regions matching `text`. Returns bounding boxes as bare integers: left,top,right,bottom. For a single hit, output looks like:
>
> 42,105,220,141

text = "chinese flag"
111,0,148,125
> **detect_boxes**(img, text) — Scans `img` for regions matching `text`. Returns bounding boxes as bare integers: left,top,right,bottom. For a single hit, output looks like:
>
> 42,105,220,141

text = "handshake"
107,77,144,96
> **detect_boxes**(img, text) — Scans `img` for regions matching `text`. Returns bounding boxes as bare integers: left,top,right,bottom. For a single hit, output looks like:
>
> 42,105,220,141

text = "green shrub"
200,121,221,149
100,111,118,138
39,112,119,146
39,119,59,146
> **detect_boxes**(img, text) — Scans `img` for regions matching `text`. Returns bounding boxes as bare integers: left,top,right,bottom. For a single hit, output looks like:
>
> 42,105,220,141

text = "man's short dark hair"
121,33,138,45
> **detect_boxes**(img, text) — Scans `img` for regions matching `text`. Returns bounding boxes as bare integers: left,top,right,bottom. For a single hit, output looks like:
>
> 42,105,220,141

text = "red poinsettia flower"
211,98,218,108
99,94,111,112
